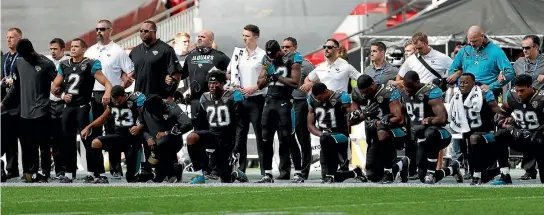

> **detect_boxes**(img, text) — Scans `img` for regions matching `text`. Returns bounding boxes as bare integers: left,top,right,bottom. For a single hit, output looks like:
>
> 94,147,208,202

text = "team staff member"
447,26,514,98
364,42,398,85
130,20,183,177
512,35,544,180
85,19,135,178
228,24,266,174
279,37,315,180
1,27,22,179
2,39,57,182
46,38,70,179
183,29,230,131
301,39,361,93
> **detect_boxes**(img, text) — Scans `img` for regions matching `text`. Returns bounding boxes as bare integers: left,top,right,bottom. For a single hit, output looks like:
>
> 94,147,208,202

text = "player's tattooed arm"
307,106,323,137
277,63,301,88
257,69,268,90
81,106,112,140
388,100,405,126
425,98,447,125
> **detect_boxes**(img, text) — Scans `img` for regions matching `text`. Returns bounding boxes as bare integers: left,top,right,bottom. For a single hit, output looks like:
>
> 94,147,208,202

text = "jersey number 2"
112,108,134,127
269,66,288,86
206,105,231,127
67,73,80,95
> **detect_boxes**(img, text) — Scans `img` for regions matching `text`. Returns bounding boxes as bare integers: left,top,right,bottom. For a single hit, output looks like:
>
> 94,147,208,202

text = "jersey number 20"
206,105,231,127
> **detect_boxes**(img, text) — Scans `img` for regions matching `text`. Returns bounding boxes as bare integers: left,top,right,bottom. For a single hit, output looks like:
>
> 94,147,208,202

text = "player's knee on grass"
377,130,390,142
92,139,102,149
187,132,200,145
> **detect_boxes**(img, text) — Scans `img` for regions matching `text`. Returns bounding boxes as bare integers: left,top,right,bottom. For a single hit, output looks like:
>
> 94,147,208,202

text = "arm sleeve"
389,88,401,102
119,51,135,73
293,52,303,64
429,88,443,100
91,60,102,76
484,90,496,103
166,46,182,76
348,64,361,80
216,52,231,71
449,47,465,76
57,64,64,75
341,91,351,104
489,49,515,90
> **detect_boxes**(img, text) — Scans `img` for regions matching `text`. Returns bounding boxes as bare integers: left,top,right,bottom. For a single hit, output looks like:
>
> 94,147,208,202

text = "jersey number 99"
512,110,539,130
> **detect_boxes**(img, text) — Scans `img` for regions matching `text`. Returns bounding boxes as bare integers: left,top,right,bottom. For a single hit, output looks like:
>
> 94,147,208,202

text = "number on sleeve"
406,102,424,122
67,73,80,95
206,105,231,127
112,108,135,127
268,66,288,86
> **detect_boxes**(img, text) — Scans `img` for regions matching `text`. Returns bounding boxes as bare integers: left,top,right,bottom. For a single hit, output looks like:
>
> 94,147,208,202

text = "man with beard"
256,40,303,183
46,38,70,179
130,20,183,180
86,19,136,178
2,39,56,182
51,38,112,183
186,70,247,184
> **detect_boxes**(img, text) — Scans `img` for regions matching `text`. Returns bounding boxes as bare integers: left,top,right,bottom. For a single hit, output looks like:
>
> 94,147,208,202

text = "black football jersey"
506,89,544,131
351,84,401,120
58,58,101,106
401,84,442,126
308,91,351,135
110,92,145,135
264,51,303,99
199,89,244,138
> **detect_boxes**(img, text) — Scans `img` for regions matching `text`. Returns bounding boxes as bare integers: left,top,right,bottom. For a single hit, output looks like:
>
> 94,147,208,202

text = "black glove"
362,102,380,120
319,129,333,142
380,114,392,127
268,74,279,82
349,109,362,122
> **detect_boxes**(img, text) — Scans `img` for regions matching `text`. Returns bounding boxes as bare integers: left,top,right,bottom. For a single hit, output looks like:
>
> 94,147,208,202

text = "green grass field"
2,185,544,215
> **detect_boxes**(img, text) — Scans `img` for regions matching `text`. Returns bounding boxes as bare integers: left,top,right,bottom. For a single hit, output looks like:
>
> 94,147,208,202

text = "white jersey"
85,41,134,91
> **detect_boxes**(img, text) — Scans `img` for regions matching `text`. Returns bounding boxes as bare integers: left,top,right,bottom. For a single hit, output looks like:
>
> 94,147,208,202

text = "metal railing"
115,0,197,49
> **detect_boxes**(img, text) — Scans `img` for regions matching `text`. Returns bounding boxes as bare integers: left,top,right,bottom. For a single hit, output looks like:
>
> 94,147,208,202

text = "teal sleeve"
136,93,146,107
484,90,495,103
429,88,443,100
233,90,244,102
57,64,63,75
390,88,401,102
340,91,351,104
293,52,303,64
91,60,102,76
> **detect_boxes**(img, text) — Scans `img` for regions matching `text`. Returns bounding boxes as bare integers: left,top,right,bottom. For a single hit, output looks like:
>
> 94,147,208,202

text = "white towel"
228,47,244,87
449,86,484,133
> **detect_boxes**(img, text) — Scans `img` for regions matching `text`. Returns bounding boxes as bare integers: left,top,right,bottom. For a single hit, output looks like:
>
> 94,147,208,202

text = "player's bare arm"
51,74,64,95
388,100,405,125
277,63,301,88
257,69,268,90
81,106,112,140
424,98,447,125
94,70,112,105
307,106,323,137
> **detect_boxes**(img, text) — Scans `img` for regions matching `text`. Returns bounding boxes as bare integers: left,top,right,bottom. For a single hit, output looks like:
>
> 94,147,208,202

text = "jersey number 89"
206,105,231,127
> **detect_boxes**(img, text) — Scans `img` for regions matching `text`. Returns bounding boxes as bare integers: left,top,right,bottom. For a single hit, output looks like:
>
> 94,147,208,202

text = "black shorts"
193,130,234,149
96,134,143,152
261,97,295,134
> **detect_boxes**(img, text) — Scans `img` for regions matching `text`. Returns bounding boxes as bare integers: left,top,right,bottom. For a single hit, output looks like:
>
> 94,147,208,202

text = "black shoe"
255,173,274,183
321,175,334,183
519,171,537,180
7,172,20,179
450,161,463,183
399,157,410,183
1,161,6,182
59,175,73,183
94,176,109,184
291,173,304,183
111,172,122,179
353,166,368,183
25,173,44,183
408,174,419,180
470,177,482,185
83,175,94,183
276,173,290,180
380,171,394,184
174,163,185,183
39,175,50,183
136,169,154,182
490,173,513,185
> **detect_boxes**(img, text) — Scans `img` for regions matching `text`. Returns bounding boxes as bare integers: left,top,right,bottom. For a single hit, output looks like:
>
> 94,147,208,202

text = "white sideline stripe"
18,213,91,215
183,196,544,215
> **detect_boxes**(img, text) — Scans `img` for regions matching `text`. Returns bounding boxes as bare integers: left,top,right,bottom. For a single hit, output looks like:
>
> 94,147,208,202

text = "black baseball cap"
265,40,281,57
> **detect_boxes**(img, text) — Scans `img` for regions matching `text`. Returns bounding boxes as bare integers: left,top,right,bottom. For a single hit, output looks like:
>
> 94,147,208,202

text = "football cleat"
136,170,154,182
232,169,248,183
408,174,419,180
470,177,483,185
450,161,464,183
322,175,334,183
83,175,94,183
380,171,394,184
353,166,368,183
58,175,73,183
490,173,512,185
255,174,274,183
94,176,109,184
520,171,537,180
111,172,122,179
424,173,436,185
291,173,304,183
399,157,410,183
191,174,206,184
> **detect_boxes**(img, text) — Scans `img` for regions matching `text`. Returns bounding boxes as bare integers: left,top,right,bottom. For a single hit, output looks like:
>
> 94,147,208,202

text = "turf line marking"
2,183,544,188
18,212,91,215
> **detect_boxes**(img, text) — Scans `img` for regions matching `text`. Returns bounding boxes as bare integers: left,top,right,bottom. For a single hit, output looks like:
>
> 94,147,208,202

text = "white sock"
66,173,73,179
384,169,392,173
427,170,435,174
500,167,510,175
87,172,93,176
100,173,106,177
448,167,453,174
396,161,403,170
474,172,482,178
295,170,301,174
197,170,203,175
265,170,272,175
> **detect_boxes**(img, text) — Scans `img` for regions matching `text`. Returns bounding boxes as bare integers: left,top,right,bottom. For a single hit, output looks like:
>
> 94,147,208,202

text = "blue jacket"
449,41,514,90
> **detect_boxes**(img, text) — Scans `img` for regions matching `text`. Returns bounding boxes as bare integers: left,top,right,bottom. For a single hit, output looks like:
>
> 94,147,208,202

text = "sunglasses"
139,29,156,34
95,27,111,32
281,46,292,49
323,45,337,50
522,46,533,50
